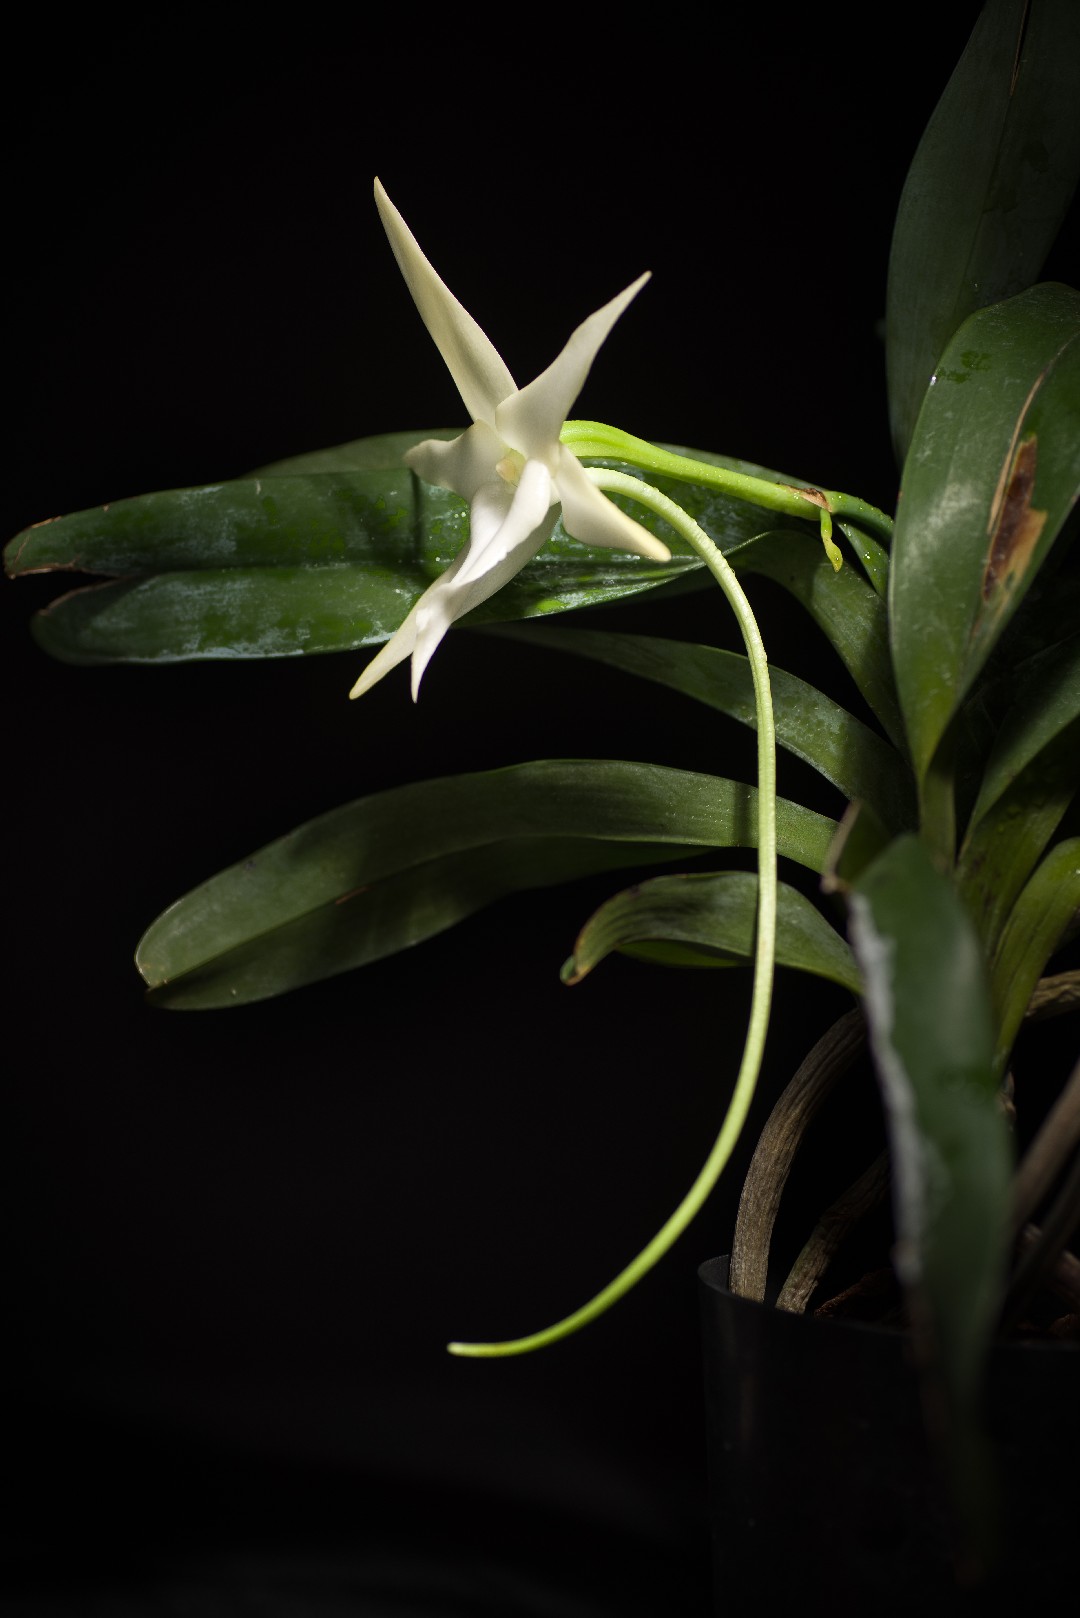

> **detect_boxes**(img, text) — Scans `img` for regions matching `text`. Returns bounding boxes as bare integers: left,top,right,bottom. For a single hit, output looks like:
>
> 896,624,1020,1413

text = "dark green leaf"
965,632,1080,834
145,836,693,1011
562,870,861,994
951,566,1080,817
137,759,837,1009
732,529,904,748
837,521,889,598
989,835,1080,1072
957,714,1079,952
886,0,1080,463
7,446,454,578
847,834,1012,1549
890,284,1080,786
6,433,819,665
489,625,913,830
26,554,685,667
821,799,894,894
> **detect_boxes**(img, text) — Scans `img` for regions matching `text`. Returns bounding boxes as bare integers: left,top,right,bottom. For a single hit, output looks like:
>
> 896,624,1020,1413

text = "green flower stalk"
562,418,895,564
352,180,782,1356
449,472,778,1357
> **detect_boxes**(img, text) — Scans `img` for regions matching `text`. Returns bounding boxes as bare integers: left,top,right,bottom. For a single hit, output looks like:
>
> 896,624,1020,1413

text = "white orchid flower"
349,180,671,701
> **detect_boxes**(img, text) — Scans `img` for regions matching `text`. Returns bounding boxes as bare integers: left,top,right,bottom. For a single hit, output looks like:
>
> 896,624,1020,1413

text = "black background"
4,9,1074,1615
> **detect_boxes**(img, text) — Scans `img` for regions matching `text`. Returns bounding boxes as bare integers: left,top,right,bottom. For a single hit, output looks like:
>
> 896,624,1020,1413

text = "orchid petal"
349,463,557,703
460,476,518,555
347,545,471,701
356,187,660,699
374,180,516,426
405,421,506,501
495,273,651,457
409,468,557,699
555,449,671,561
443,509,559,625
455,458,556,589
409,512,557,701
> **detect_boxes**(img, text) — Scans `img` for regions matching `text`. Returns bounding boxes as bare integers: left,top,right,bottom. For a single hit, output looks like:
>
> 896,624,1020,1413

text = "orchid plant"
6,0,1079,1561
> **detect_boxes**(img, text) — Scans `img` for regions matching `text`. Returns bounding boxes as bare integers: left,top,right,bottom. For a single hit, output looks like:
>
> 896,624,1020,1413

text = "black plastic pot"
699,1255,1078,1615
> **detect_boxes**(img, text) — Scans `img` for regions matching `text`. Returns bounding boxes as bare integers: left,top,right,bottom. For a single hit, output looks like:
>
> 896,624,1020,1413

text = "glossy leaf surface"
957,714,1078,951
890,283,1080,785
562,870,861,994
847,835,1012,1535
989,835,1080,1072
964,632,1080,835
728,529,904,748
837,521,889,598
492,625,913,830
6,433,819,665
137,760,837,1009
886,0,1080,463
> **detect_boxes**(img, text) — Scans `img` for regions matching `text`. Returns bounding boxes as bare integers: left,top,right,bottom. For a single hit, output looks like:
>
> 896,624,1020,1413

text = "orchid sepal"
350,184,669,701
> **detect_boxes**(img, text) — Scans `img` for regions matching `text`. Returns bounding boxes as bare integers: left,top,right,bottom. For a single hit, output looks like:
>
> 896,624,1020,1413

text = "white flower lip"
350,180,670,702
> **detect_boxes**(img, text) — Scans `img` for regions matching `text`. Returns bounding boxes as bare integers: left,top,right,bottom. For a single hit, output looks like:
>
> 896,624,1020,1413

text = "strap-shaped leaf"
6,433,819,665
965,632,1080,835
837,520,889,599
957,714,1079,951
891,283,1080,786
137,759,837,1009
990,835,1080,1072
7,456,450,578
731,529,904,748
490,625,913,830
144,837,691,1011
949,555,1079,829
25,555,687,666
886,0,1080,464
13,504,693,668
562,870,861,995
846,834,1012,1544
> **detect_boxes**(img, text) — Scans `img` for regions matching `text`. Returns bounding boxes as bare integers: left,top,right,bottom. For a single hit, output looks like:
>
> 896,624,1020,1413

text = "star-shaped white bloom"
349,180,671,701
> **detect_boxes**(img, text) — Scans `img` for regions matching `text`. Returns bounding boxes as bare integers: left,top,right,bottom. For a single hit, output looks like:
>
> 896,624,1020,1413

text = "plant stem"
1003,1142,1080,1329
729,1008,866,1301
918,732,957,870
561,418,894,552
1011,1049,1080,1232
1025,968,1080,1020
448,474,778,1358
1011,1225,1080,1314
776,1151,889,1314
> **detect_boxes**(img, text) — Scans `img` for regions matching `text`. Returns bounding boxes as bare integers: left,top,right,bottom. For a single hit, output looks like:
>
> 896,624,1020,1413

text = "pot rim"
698,1253,1080,1357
